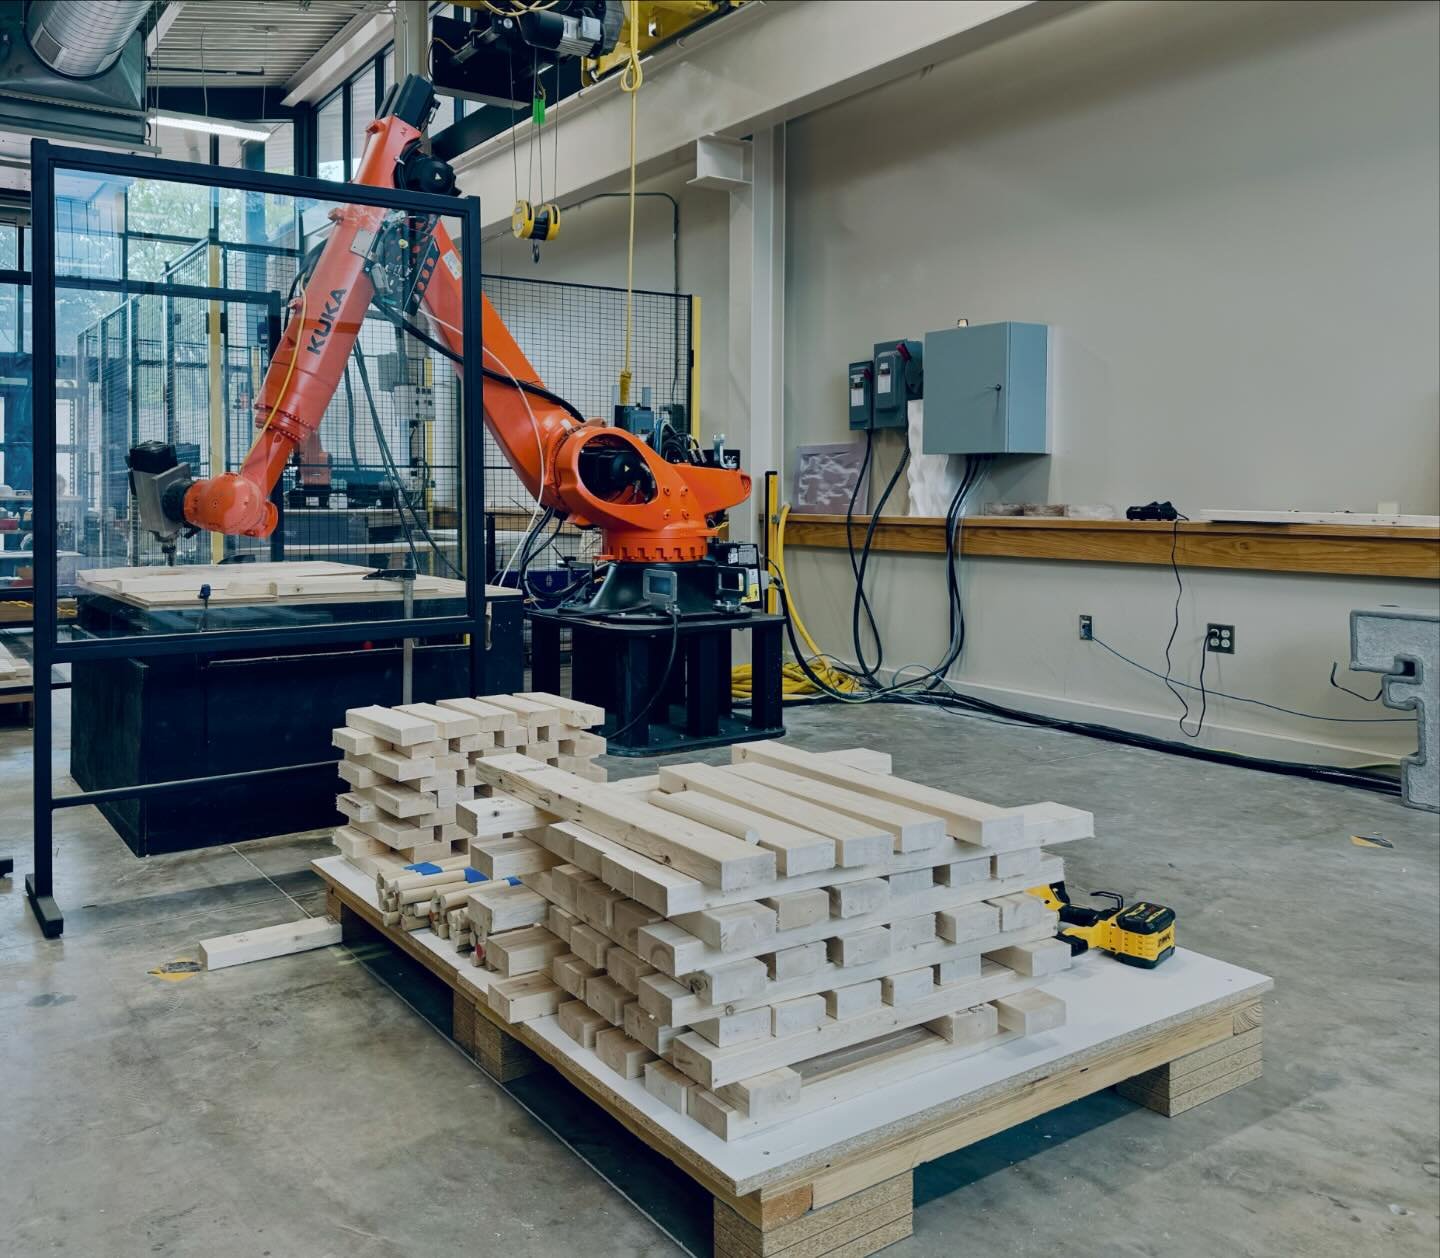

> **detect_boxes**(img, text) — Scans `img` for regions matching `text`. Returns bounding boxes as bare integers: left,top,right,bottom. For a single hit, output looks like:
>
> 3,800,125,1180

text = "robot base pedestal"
529,606,785,756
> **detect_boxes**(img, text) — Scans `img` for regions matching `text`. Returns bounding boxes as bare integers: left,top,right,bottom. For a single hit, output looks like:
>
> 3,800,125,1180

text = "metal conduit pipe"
25,0,150,79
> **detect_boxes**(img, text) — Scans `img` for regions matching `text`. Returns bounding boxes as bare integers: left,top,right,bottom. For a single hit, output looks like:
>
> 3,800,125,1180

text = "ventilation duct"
25,0,149,78
0,0,150,148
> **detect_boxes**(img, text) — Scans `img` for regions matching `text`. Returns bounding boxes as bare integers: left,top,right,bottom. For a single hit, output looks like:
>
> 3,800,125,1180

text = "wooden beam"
781,515,1440,580
199,916,340,970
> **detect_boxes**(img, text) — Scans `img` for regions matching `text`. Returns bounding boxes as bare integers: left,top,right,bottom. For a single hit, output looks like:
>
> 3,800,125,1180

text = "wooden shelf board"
782,515,1440,580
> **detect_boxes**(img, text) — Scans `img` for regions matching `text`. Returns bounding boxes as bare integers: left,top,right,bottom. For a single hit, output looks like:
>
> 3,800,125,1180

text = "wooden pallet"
316,855,1270,1258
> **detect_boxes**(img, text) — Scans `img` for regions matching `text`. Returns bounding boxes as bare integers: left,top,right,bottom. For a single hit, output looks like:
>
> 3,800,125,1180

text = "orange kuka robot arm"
179,75,750,566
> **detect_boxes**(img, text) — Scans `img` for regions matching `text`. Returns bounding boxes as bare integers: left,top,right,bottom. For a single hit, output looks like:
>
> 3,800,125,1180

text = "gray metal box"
871,338,922,430
922,322,1049,454
847,360,873,430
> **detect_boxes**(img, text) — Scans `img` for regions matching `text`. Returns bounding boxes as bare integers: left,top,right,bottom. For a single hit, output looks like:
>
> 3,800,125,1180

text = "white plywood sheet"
315,859,1270,1195
78,561,466,609
1197,508,1440,528
524,947,1269,1192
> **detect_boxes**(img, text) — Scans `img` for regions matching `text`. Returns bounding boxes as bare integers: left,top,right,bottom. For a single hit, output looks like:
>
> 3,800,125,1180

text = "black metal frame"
26,138,488,938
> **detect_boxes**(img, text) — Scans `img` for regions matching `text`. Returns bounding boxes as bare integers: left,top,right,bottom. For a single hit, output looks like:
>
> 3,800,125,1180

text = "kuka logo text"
306,289,348,354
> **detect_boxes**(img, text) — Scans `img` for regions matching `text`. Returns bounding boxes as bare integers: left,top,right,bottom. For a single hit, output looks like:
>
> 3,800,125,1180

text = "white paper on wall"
906,399,966,516
792,441,870,513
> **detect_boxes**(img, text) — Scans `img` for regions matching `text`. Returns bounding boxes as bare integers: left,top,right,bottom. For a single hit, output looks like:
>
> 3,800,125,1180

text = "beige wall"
478,169,733,445
458,1,1439,763
780,0,1439,763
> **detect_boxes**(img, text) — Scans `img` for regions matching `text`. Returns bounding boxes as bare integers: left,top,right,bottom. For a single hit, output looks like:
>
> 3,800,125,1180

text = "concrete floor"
2,695,1437,1257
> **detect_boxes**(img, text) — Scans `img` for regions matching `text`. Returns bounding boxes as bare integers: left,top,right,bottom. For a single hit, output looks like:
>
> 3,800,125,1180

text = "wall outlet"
1078,614,1093,641
1207,623,1235,654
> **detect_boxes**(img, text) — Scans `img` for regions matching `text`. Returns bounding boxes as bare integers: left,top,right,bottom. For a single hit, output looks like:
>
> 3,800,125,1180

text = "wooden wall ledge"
781,515,1440,581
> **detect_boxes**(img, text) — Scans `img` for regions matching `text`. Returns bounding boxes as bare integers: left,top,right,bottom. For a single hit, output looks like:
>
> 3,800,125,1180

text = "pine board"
78,561,464,608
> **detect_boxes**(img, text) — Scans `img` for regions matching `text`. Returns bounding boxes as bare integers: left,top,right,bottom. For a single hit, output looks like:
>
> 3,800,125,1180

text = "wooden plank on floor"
199,917,340,970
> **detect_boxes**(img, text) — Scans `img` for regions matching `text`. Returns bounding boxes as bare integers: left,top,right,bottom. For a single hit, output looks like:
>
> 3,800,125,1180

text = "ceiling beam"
145,1,185,57
452,0,1069,229
144,86,300,121
282,9,394,107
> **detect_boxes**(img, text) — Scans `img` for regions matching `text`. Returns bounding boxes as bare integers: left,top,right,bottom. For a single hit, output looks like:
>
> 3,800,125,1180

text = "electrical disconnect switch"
847,360,874,430
871,338,923,429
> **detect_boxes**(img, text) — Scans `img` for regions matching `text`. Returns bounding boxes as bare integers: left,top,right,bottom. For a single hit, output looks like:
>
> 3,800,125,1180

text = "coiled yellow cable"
731,504,863,702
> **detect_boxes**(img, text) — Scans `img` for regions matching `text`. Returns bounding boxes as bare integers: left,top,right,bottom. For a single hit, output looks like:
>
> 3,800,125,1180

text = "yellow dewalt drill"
1027,882,1176,969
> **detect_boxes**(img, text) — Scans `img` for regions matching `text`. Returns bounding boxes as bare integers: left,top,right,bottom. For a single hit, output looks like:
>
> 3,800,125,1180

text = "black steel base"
67,593,525,855
529,606,784,756
26,874,64,939
0,856,12,877
558,560,750,619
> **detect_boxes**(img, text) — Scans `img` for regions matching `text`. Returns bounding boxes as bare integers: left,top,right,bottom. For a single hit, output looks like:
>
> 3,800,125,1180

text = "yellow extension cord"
617,0,643,406
731,504,863,703
243,283,307,464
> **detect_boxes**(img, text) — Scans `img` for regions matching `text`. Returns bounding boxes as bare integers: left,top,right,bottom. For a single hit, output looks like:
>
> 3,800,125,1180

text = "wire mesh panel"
480,274,693,577
45,160,693,621
51,161,476,633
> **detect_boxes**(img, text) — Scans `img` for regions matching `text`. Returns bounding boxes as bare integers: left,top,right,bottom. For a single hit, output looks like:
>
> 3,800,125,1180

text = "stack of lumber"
0,639,32,687
330,691,609,877
456,738,1090,1140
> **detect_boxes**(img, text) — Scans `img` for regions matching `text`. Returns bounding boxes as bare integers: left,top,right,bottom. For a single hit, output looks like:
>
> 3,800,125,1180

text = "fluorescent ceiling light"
150,113,270,143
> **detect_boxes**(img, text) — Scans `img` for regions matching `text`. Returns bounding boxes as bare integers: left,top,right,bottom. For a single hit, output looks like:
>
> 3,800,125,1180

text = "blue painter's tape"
504,876,522,886
406,862,444,874
464,867,487,883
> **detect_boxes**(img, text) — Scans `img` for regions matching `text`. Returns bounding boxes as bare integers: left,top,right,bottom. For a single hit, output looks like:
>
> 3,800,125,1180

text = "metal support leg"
749,620,784,735
614,634,654,750
401,578,415,705
717,629,734,719
686,632,721,737
531,616,563,694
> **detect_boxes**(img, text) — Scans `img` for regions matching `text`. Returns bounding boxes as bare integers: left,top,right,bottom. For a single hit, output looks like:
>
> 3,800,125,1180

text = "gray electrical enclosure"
871,338,922,429
847,360,873,430
922,322,1049,455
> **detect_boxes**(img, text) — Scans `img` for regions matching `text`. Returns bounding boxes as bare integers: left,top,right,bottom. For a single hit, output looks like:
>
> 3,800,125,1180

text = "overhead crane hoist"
127,74,753,618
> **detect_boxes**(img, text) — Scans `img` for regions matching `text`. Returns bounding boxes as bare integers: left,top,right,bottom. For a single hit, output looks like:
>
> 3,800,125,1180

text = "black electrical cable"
775,582,1401,792
925,454,985,687
870,455,979,697
850,435,911,684
909,684,1402,793
340,364,361,470
351,344,420,575
835,451,988,702
765,577,1400,795
844,430,880,670
1329,661,1384,703
1090,636,1413,723
1160,510,1201,736
368,295,589,425
606,609,682,741
351,344,464,580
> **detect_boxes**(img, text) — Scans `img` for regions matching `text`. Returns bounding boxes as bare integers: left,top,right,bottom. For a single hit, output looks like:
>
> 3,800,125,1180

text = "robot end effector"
127,441,196,561
127,441,280,560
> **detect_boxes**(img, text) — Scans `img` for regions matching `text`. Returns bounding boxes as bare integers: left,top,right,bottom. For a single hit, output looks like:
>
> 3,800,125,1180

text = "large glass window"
0,222,20,269
264,122,295,177
349,72,377,177
316,92,345,182
47,159,471,621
